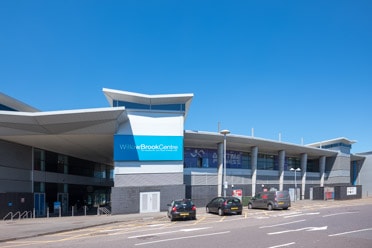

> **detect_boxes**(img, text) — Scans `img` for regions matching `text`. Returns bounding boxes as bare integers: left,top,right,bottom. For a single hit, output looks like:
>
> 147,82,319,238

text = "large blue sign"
114,135,183,161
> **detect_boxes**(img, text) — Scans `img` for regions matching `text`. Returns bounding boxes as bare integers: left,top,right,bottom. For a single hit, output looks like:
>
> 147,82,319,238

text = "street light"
290,167,301,201
220,129,230,197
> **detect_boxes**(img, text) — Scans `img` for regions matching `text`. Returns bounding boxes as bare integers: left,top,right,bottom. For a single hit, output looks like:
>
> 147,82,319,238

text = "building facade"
0,89,369,217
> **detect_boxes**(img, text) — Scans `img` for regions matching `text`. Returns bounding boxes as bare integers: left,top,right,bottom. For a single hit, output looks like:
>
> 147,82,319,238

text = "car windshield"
174,200,193,207
227,198,240,204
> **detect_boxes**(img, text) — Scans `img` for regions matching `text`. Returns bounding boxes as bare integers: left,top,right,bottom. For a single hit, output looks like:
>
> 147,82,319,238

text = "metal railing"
3,210,33,221
3,206,111,220
97,206,111,215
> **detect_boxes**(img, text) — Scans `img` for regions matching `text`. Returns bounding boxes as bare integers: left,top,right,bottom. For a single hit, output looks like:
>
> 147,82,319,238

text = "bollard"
72,206,74,216
33,208,35,219
59,207,61,217
84,206,87,216
47,207,49,218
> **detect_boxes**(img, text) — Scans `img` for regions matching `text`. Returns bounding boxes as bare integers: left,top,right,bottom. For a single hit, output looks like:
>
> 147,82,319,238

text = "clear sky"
1,1,371,153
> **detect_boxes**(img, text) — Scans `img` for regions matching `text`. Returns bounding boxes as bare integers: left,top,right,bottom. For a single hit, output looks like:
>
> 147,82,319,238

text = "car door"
260,192,269,208
208,197,219,213
252,193,263,208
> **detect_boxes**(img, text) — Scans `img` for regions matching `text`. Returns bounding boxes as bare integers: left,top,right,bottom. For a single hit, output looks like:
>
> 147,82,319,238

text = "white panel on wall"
118,112,184,136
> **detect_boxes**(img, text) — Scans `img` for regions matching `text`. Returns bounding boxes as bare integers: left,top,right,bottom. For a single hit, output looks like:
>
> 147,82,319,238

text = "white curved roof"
0,107,126,165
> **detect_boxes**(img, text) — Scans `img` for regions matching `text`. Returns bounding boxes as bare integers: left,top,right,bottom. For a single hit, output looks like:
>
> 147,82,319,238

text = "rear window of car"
227,198,240,204
276,191,289,198
174,200,193,207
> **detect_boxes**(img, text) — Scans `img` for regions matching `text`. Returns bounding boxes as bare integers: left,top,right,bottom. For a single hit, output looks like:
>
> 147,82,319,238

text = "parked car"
248,190,291,210
167,199,196,221
206,196,242,216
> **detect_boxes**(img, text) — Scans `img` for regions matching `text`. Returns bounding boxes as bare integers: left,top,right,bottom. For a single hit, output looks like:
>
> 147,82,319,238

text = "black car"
167,199,196,221
206,196,243,216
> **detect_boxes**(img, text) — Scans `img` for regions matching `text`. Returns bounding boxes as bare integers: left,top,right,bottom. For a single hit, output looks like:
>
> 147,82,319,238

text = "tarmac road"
1,198,371,243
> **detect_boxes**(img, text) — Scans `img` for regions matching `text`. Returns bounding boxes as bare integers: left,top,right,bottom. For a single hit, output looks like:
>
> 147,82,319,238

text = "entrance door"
57,193,69,214
34,193,46,217
140,192,160,213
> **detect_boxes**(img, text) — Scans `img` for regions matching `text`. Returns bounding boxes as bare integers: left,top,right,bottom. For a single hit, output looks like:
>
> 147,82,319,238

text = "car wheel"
218,208,224,216
237,211,242,215
248,203,253,209
267,204,273,211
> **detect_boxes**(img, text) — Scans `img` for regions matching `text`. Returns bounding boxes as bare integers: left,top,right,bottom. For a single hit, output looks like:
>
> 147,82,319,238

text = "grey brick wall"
111,184,185,214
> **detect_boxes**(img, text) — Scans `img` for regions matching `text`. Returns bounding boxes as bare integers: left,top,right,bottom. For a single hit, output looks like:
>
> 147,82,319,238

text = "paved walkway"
1,198,371,243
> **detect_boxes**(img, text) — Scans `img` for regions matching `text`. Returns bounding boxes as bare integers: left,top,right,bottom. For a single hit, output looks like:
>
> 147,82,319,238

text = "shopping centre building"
0,88,371,217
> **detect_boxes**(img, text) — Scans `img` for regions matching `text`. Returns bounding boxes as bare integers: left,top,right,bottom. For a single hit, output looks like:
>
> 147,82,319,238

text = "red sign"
232,189,242,197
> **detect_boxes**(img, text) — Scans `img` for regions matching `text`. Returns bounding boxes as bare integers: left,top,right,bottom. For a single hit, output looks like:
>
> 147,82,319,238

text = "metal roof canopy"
0,107,127,165
307,137,357,148
102,88,194,117
184,130,338,159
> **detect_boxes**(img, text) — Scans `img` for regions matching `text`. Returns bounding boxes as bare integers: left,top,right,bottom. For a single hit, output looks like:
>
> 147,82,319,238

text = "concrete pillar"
218,143,223,196
278,150,285,191
251,146,258,196
319,156,326,187
300,153,307,200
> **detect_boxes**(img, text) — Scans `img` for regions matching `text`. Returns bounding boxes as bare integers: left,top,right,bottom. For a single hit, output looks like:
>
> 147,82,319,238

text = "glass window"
307,159,320,172
114,100,185,112
184,148,250,169
241,152,251,169
33,149,113,178
184,148,218,168
257,154,275,170
0,103,16,111
33,149,45,171
287,157,300,170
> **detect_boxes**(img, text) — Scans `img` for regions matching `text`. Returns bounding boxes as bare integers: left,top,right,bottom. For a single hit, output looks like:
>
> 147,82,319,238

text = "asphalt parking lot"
1,198,371,243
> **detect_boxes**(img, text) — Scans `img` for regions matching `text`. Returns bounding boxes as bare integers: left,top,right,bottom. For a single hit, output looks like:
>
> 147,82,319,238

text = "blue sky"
1,1,371,153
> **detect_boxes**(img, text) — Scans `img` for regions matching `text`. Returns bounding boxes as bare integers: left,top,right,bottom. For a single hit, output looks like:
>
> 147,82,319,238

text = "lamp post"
220,129,230,197
290,167,301,201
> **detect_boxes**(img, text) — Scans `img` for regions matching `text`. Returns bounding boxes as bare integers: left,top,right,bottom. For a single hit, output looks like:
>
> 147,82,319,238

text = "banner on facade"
114,135,183,161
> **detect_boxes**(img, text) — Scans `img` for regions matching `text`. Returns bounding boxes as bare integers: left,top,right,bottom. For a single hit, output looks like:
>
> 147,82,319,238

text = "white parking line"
322,211,358,218
134,231,230,246
268,226,327,235
128,227,211,239
260,219,306,229
283,212,320,218
268,242,296,248
329,228,372,237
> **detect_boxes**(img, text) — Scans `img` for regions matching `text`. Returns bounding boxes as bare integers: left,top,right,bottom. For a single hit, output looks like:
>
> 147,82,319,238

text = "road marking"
193,216,206,225
283,212,319,218
329,228,372,237
147,224,166,227
260,219,306,229
219,216,226,222
128,227,211,239
268,226,327,235
322,211,358,218
268,242,296,248
135,231,230,246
